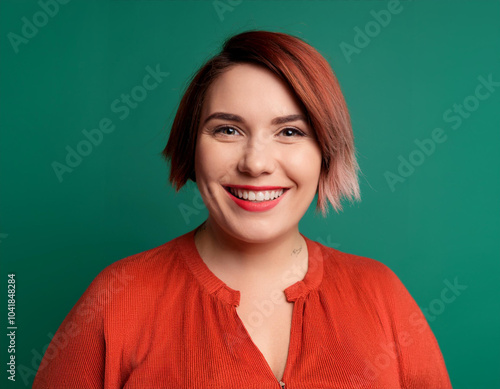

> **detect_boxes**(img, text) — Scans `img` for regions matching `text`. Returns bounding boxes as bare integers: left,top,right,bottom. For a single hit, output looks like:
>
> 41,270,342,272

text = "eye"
213,126,241,136
279,128,306,137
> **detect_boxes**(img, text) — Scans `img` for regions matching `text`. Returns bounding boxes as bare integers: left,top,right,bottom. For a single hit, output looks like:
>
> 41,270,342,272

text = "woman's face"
195,63,322,243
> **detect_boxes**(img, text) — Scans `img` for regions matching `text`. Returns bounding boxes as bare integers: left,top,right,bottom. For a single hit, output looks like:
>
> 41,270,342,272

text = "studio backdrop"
1,0,499,388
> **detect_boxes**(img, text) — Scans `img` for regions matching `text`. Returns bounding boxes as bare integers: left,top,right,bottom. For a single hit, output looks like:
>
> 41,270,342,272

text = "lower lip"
224,188,287,212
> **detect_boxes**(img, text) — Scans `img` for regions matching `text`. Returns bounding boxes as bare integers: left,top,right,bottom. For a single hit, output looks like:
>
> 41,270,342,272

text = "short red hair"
163,30,361,216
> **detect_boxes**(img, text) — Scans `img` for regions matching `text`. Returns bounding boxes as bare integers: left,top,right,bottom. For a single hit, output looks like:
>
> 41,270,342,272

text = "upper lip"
224,184,288,191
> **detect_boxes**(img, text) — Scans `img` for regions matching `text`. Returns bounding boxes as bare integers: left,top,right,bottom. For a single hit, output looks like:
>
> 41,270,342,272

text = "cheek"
286,145,322,185
195,138,213,167
195,139,237,183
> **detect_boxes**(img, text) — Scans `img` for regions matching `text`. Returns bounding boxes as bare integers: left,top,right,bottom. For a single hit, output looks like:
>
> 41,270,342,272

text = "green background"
1,0,499,387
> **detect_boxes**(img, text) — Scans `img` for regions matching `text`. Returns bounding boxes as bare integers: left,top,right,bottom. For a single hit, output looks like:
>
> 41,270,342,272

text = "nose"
237,135,276,177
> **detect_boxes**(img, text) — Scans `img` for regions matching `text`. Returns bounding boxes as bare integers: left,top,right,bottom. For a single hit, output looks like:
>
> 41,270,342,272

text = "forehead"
201,63,305,118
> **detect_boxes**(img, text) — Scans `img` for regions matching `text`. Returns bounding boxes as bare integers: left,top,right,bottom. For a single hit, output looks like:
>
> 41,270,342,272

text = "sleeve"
32,270,109,389
383,267,453,389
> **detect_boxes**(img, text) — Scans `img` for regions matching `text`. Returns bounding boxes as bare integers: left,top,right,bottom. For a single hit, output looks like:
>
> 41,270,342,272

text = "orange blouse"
33,228,452,388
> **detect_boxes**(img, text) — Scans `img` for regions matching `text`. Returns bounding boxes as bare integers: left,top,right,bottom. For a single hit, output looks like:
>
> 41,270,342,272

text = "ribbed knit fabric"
33,228,452,389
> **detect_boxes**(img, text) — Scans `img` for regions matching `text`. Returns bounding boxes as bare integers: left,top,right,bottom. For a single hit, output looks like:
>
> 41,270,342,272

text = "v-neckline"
233,294,300,383
176,226,324,384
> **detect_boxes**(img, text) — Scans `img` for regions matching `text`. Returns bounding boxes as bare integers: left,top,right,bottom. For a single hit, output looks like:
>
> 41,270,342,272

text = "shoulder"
311,239,406,298
80,232,193,306
315,240,398,281
311,239,421,323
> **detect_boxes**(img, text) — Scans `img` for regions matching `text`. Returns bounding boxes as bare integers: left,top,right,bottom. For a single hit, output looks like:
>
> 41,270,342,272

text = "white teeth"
227,187,285,202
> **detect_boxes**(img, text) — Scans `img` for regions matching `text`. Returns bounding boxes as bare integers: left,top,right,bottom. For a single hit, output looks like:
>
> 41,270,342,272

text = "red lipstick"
224,186,288,212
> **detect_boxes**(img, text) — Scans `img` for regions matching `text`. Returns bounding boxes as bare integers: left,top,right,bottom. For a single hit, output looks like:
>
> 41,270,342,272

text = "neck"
194,219,308,288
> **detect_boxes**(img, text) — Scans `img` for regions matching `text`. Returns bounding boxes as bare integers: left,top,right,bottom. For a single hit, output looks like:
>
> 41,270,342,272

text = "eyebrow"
202,112,307,126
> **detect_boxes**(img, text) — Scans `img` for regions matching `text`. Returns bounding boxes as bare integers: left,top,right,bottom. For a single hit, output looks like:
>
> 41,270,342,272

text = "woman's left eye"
280,128,305,137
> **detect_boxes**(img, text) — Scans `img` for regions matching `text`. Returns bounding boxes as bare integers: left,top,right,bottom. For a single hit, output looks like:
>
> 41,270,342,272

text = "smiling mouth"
223,186,288,202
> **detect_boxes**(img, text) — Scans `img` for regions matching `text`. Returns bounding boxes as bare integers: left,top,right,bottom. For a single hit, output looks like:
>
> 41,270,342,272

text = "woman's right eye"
213,126,240,136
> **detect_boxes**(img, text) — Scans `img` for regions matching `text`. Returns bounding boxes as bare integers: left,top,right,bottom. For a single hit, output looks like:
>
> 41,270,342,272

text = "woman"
34,30,452,388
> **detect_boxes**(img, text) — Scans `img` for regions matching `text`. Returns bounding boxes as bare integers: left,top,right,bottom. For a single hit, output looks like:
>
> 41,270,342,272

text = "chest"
234,290,294,382
117,296,403,389
117,282,403,388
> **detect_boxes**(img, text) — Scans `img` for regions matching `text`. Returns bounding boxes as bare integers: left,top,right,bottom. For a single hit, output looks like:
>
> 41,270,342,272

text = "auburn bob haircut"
163,30,361,216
